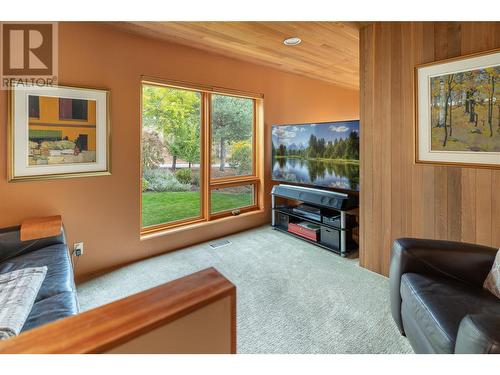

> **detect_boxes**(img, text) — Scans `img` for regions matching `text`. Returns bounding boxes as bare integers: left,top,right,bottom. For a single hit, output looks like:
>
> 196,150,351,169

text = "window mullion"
202,92,212,220
209,176,260,188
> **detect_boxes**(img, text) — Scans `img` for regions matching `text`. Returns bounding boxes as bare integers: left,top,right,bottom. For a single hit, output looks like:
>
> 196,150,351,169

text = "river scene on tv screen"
272,120,359,191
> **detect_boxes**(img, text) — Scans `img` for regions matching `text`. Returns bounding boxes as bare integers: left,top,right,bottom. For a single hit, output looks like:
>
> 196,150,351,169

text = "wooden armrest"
20,215,62,241
0,267,236,354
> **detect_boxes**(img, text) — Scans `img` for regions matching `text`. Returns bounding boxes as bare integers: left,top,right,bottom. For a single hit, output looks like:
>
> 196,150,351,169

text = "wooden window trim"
209,176,260,188
141,76,264,100
141,208,265,241
141,217,206,236
204,92,212,217
140,78,263,236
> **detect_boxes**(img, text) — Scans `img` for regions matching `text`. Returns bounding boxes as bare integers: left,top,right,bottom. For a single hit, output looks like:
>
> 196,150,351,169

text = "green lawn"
142,191,253,227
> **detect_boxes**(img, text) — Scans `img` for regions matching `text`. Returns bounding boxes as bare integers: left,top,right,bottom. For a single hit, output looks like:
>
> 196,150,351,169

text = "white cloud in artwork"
272,126,297,144
329,125,349,133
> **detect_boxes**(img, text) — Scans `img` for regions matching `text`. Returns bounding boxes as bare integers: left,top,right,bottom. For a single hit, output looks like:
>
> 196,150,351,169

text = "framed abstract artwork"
415,49,500,168
8,85,111,181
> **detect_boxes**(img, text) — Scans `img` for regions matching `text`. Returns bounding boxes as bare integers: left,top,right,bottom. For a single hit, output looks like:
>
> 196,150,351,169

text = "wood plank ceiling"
110,22,360,90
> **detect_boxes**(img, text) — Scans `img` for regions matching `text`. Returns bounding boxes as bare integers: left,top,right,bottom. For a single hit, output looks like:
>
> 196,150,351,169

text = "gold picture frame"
415,48,500,169
8,84,111,181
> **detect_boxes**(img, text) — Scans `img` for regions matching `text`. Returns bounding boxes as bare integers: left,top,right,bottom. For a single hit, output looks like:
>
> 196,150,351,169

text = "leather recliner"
389,238,500,354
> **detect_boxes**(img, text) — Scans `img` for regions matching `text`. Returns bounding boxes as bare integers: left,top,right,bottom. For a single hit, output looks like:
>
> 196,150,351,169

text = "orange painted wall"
0,22,359,280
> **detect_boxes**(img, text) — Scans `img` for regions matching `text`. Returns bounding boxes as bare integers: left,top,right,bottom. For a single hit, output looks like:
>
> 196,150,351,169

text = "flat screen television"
272,120,359,192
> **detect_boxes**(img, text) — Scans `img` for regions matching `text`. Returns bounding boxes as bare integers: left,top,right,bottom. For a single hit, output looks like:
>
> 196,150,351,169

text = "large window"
141,80,261,233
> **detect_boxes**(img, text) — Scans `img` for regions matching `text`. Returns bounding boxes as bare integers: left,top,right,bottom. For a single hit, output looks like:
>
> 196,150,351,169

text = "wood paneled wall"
359,22,500,276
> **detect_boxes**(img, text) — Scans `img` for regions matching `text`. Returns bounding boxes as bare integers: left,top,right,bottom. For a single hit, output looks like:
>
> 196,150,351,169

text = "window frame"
140,77,263,235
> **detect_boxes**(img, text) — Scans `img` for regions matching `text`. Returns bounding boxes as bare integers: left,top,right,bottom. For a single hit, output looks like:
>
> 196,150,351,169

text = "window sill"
140,208,265,241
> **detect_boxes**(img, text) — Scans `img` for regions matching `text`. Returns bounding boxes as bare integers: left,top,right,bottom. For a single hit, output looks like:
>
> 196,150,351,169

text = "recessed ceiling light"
283,37,302,46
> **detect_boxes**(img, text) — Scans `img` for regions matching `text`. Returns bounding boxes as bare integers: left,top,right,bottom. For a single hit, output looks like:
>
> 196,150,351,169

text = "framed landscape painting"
9,85,110,181
416,49,500,168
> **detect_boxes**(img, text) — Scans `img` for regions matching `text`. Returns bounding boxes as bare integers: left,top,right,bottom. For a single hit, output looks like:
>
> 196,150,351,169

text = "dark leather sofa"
390,238,500,354
0,225,79,332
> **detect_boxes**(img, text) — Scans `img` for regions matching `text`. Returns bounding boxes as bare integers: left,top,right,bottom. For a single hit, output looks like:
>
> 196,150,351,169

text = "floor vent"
209,239,232,249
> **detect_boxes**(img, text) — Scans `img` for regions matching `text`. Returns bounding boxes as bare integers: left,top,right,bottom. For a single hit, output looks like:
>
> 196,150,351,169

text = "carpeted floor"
77,226,413,354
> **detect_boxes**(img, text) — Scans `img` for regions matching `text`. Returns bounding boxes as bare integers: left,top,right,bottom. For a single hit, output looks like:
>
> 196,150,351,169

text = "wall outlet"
73,242,84,256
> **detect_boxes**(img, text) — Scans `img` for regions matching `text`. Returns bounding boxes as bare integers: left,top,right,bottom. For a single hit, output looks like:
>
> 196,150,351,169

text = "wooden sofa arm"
20,215,62,241
0,268,236,354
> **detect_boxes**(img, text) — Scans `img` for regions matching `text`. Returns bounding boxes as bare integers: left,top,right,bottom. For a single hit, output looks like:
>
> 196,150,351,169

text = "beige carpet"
77,226,413,354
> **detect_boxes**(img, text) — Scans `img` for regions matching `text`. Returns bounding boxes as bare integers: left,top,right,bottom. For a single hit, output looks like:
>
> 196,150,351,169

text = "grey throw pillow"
483,249,500,299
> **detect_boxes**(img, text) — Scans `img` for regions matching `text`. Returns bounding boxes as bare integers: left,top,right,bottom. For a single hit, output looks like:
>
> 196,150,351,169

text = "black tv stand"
271,184,359,257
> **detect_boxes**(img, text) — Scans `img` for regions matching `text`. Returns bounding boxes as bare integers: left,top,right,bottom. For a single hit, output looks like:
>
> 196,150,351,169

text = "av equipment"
271,184,358,211
271,184,358,257
292,204,322,222
322,213,356,229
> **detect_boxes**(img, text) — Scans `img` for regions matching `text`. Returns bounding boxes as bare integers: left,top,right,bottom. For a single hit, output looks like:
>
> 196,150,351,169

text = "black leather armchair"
389,238,500,354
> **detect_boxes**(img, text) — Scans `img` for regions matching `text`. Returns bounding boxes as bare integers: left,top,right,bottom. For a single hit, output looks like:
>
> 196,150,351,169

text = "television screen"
272,120,359,191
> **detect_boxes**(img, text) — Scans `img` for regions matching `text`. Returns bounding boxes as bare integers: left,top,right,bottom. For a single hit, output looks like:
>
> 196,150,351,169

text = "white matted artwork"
9,85,110,181
416,49,500,168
